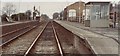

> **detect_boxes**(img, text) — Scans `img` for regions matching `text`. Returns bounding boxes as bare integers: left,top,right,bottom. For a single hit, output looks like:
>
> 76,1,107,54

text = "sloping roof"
69,1,85,6
66,1,85,8
86,1,110,4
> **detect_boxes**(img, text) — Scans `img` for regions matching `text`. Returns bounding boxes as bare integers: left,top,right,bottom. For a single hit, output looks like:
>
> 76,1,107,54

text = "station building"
83,1,111,27
63,1,85,22
63,1,111,28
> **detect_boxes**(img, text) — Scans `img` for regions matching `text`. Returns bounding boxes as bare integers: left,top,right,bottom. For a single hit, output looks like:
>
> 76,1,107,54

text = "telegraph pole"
79,0,80,22
39,5,41,22
39,6,40,16
66,0,69,21
0,1,1,22
18,0,20,21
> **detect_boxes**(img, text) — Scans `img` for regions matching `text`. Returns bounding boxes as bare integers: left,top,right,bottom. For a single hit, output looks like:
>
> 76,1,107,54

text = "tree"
53,12,59,19
60,11,64,17
18,13,27,21
25,10,31,20
2,3,16,21
41,14,49,19
11,14,18,21
1,13,9,22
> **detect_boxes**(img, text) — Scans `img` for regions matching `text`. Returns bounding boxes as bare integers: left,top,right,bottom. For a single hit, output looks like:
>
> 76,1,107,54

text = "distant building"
63,1,85,22
83,1,111,27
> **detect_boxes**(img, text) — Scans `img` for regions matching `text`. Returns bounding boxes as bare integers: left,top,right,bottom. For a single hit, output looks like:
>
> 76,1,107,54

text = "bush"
11,14,18,21
1,14,8,22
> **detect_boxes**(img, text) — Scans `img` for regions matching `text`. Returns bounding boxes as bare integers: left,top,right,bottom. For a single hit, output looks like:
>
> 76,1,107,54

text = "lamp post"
113,1,116,28
0,1,1,22
79,0,82,23
79,0,80,23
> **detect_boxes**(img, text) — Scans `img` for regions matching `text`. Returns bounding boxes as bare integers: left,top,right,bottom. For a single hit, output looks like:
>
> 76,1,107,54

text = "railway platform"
55,20,119,55
55,20,118,43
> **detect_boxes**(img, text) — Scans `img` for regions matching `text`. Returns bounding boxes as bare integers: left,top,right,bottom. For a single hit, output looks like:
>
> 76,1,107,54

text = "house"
83,1,111,27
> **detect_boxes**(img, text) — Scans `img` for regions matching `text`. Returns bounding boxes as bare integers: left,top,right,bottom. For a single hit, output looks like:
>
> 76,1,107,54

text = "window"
68,9,76,17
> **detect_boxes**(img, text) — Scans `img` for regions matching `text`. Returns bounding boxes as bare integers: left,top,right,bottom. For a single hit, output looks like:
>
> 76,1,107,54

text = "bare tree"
53,12,59,19
2,3,16,21
25,10,32,20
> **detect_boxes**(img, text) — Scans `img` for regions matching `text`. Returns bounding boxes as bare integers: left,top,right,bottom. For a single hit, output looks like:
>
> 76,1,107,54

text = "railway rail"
2,21,48,55
53,21,94,55
0,21,39,46
24,21,63,56
24,21,94,56
2,20,95,56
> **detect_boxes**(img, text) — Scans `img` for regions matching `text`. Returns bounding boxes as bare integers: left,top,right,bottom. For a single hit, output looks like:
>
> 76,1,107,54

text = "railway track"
53,21,94,55
2,21,48,55
24,21,63,56
0,24,37,46
0,21,41,46
24,21,94,56
2,20,95,56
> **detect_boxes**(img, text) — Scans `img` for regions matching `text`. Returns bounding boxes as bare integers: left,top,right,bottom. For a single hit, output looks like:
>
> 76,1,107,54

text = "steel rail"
0,25,37,46
24,21,64,56
52,22,64,56
0,26,30,38
24,22,48,56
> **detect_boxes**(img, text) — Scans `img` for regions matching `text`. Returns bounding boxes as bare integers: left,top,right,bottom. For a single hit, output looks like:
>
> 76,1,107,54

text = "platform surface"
55,20,119,54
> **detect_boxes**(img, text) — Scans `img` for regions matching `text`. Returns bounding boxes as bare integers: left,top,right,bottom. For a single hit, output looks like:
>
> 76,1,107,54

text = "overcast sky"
1,0,120,18
1,0,120,3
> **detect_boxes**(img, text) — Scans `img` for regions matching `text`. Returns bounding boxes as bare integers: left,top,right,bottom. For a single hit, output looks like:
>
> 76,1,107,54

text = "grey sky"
1,2,72,18
1,0,120,18
1,0,120,3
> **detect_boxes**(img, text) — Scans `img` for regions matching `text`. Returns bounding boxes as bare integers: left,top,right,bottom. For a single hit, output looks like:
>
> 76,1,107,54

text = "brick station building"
63,1,85,23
